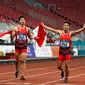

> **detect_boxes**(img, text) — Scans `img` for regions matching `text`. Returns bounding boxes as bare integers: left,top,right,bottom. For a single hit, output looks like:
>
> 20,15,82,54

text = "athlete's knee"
65,62,70,69
20,60,25,64
15,60,20,64
65,64,69,70
15,57,20,62
58,66,62,70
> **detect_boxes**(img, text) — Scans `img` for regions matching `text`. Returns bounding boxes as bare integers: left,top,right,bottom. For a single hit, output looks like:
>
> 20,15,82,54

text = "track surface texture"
0,57,85,85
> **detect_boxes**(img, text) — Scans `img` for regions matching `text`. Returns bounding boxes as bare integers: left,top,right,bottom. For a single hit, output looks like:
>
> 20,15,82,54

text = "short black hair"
18,16,25,21
64,21,71,26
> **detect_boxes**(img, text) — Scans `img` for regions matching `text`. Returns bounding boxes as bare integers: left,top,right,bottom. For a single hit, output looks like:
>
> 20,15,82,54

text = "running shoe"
60,71,64,78
64,78,68,83
20,76,25,80
14,71,19,78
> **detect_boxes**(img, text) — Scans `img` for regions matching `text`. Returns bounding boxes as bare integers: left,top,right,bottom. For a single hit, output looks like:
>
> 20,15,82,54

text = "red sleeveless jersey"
59,32,72,52
15,26,28,48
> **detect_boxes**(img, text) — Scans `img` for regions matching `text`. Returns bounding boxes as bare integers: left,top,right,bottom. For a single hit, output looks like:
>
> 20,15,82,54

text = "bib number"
60,40,70,48
17,33,26,40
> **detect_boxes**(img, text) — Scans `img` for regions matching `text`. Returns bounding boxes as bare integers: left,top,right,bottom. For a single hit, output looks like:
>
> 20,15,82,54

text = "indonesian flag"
33,23,46,47
0,31,11,42
0,31,11,37
0,22,46,47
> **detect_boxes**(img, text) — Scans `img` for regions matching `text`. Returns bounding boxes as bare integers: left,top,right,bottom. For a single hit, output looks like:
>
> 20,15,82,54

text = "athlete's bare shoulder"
58,29,63,35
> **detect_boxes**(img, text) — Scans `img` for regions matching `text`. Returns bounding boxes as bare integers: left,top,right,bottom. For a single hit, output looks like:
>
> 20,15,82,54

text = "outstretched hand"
34,36,40,40
83,23,85,28
39,22,44,27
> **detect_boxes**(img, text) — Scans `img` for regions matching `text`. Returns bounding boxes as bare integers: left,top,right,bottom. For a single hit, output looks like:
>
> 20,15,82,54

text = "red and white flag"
33,23,46,47
0,31,11,37
0,22,46,47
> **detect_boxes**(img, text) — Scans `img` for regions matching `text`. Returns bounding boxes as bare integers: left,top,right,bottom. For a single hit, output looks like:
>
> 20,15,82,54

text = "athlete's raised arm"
40,22,61,34
71,24,85,36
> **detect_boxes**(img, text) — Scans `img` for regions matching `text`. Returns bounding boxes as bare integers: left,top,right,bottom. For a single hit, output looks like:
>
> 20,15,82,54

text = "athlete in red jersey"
11,16,33,80
59,32,72,61
41,22,85,82
15,26,28,53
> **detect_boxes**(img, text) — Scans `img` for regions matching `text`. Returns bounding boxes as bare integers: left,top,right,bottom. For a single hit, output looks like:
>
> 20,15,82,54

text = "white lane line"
0,78,17,83
0,66,56,75
0,66,85,83
6,82,21,84
39,73,85,85
0,82,31,85
0,61,85,76
25,66,85,78
7,82,31,85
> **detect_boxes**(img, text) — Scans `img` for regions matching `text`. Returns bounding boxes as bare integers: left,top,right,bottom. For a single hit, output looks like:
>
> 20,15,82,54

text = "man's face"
19,17,26,25
63,23,70,31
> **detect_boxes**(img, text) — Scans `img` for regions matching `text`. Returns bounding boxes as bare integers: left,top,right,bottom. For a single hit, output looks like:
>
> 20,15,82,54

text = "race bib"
60,40,70,48
17,33,26,40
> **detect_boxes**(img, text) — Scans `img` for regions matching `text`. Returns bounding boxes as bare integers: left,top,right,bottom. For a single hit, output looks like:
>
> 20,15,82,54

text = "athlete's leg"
58,54,64,78
57,60,63,71
64,54,71,82
15,53,20,72
19,51,27,80
14,51,20,78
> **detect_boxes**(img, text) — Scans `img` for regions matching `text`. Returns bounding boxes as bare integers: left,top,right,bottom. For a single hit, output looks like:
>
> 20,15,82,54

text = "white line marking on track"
0,66,57,75
0,79,17,83
24,83,32,85
7,82,31,85
0,61,85,76
39,73,85,85
0,82,32,85
0,66,85,83
25,66,85,78
0,82,21,85
7,82,21,84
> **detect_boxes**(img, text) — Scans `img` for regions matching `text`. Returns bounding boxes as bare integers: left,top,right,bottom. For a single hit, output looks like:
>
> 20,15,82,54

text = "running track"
0,57,85,85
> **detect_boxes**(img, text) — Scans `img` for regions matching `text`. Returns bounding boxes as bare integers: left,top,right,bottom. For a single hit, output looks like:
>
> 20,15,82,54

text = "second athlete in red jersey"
59,32,72,54
58,32,72,61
